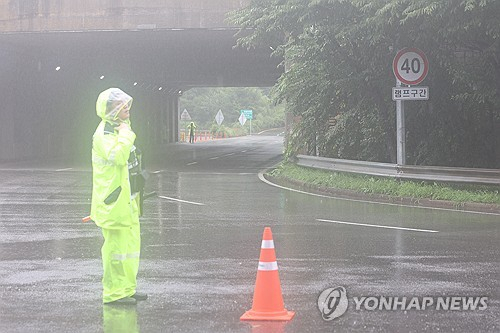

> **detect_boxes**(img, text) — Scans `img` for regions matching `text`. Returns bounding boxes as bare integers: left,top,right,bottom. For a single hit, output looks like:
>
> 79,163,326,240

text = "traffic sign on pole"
215,109,224,125
239,113,247,126
392,86,429,100
393,47,429,85
240,109,253,120
240,109,253,135
180,109,191,121
392,47,429,166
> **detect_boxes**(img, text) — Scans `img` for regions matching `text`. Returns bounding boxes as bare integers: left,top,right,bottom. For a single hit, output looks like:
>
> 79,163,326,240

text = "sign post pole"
396,80,406,165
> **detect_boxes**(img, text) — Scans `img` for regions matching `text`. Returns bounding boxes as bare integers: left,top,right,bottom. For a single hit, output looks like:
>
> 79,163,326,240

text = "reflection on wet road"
0,135,498,332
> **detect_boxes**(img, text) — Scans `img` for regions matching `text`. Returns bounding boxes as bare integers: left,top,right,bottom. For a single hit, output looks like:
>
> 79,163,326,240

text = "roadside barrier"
241,227,295,321
179,130,229,142
296,154,500,185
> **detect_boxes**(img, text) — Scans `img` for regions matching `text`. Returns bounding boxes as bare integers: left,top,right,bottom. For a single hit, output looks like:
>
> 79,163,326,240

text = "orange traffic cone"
240,227,295,321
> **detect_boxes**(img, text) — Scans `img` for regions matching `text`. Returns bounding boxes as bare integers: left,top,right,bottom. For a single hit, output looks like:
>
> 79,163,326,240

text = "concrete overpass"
0,0,282,162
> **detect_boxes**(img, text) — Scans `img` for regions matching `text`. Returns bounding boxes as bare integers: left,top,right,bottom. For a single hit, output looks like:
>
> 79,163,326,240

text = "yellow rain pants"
101,221,141,303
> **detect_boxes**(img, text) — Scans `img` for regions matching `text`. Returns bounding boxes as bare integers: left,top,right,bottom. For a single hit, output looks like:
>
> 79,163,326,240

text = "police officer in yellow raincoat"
91,88,147,305
187,121,196,143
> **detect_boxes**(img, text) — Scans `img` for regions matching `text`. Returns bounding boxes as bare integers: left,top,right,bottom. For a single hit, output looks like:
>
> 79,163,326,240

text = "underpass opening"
178,87,286,144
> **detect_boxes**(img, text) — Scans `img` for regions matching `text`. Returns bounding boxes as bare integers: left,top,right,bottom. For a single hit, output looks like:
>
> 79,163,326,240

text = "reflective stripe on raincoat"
90,88,139,229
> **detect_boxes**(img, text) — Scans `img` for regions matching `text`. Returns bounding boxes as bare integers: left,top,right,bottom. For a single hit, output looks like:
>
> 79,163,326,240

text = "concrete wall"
0,0,248,32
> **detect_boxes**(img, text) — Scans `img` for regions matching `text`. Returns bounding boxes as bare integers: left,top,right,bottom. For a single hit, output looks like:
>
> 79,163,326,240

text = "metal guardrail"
296,155,500,185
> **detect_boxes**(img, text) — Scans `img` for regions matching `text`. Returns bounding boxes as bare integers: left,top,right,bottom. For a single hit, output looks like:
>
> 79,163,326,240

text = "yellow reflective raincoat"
187,121,196,143
90,87,141,303
91,88,138,229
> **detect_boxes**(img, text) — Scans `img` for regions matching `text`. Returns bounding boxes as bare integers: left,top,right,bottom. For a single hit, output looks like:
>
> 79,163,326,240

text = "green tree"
228,0,500,167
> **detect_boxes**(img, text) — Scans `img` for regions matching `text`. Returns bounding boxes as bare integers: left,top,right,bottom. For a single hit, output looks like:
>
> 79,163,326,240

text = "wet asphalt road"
0,134,499,333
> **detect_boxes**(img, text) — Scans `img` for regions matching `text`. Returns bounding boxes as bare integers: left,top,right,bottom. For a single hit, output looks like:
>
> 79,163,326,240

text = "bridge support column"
134,90,179,156
158,92,179,144
166,93,179,143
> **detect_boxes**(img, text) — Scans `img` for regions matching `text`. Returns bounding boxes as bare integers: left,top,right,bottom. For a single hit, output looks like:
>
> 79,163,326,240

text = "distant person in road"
187,121,196,143
90,87,147,305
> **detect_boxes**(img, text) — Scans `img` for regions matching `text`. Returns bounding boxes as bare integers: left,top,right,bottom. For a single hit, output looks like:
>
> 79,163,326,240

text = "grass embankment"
268,163,500,205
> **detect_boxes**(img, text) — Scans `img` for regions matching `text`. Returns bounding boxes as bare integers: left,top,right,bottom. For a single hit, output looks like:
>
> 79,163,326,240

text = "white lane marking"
241,150,247,153
187,162,197,165
223,153,235,157
257,168,500,217
56,168,73,172
147,243,192,247
316,219,439,233
209,156,219,160
158,195,205,206
151,170,162,174
179,172,254,175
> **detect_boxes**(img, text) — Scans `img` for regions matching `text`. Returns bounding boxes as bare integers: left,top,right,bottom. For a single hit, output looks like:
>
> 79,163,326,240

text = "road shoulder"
264,174,500,215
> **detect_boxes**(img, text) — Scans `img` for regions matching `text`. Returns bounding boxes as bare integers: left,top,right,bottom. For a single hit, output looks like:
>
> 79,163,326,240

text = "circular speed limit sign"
393,47,429,85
